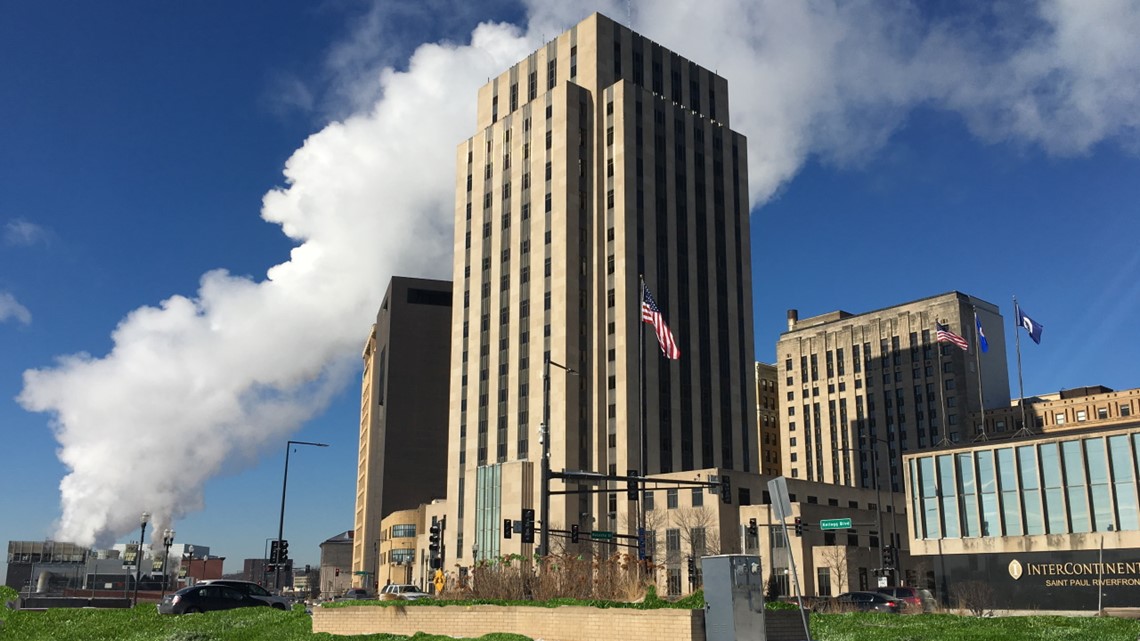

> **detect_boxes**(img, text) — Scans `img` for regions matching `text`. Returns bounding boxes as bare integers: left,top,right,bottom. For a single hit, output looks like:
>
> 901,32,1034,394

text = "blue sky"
2,0,1139,581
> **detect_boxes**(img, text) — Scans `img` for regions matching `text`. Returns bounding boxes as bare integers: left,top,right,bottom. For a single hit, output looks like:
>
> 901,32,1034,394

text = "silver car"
380,583,431,600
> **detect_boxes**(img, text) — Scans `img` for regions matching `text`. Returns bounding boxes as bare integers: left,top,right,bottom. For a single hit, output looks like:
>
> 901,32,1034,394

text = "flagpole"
972,306,988,442
935,319,950,447
1012,296,1031,437
638,275,647,561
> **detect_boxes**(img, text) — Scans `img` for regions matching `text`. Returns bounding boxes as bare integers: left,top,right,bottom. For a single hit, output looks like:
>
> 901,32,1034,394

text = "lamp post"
160,528,175,599
540,356,577,557
275,439,329,591
132,511,150,607
843,435,900,583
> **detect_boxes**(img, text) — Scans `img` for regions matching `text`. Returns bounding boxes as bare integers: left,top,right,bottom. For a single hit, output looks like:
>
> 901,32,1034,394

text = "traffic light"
637,527,647,560
335,567,340,577
278,540,289,562
882,545,895,568
720,474,732,504
627,469,639,500
793,517,803,537
503,518,513,540
686,556,696,575
748,518,758,537
571,524,580,543
429,521,442,552
269,540,280,563
521,508,535,544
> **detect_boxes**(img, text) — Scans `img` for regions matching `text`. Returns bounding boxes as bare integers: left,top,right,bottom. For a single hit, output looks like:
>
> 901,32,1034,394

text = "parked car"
380,583,431,600
338,587,372,600
157,584,270,614
879,586,936,612
197,579,292,610
816,591,904,613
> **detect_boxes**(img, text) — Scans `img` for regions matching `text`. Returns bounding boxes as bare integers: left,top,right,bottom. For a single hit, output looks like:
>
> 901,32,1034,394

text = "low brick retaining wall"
312,603,809,641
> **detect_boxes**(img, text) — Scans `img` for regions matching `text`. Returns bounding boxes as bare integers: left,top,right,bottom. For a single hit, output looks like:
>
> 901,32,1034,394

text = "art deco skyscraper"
777,292,1010,494
445,13,756,563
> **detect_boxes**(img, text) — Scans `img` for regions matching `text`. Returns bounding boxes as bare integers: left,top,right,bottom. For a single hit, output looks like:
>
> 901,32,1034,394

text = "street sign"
433,569,445,594
767,477,792,520
820,518,853,530
878,575,888,588
590,530,614,541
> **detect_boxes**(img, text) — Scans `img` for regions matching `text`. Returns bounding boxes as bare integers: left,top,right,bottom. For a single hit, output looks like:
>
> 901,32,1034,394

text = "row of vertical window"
911,433,1140,539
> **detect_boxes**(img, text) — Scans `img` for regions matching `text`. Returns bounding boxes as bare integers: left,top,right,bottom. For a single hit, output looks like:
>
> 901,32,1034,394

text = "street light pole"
132,511,150,607
160,528,175,600
275,439,329,591
540,356,576,558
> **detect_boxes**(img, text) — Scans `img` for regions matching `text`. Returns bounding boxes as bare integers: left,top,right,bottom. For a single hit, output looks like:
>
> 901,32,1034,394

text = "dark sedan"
815,591,904,613
157,584,270,614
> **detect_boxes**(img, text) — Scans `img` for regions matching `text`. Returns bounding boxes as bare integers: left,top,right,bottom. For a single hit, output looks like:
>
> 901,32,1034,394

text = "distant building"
978,385,1139,436
5,541,90,593
319,530,354,600
378,499,447,592
5,540,216,594
777,292,1011,493
756,363,781,475
352,277,452,590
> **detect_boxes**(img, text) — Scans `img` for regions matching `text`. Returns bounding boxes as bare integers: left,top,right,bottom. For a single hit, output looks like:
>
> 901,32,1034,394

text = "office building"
904,418,1140,609
777,292,1010,494
352,277,453,589
756,362,781,475
446,13,756,564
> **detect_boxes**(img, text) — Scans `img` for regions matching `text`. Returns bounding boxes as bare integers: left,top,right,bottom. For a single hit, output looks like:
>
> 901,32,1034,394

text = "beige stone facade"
640,469,907,597
446,13,756,570
777,292,1011,495
976,385,1140,437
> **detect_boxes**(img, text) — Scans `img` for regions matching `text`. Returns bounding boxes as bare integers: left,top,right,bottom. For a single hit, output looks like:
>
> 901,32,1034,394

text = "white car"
380,583,431,600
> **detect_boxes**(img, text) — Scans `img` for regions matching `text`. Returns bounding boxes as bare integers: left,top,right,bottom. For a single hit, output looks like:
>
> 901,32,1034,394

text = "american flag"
936,322,969,351
642,285,680,360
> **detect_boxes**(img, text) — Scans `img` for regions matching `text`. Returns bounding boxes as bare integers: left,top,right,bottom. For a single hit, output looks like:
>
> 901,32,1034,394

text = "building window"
667,488,679,509
1122,404,1133,417
1076,410,1087,422
1055,413,1066,425
391,524,416,538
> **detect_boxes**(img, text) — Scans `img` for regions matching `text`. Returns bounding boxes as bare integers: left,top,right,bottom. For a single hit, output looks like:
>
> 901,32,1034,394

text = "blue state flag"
975,312,989,353
1016,306,1044,345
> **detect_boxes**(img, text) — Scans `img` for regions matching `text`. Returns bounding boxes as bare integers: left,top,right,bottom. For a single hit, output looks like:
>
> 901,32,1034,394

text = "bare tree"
673,507,722,557
952,580,996,617
816,546,849,596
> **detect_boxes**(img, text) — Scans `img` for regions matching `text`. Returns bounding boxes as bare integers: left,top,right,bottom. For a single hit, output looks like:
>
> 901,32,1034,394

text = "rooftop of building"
782,290,1001,335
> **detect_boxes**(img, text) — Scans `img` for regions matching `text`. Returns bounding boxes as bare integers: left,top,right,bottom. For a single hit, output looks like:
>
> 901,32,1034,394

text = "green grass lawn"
3,601,1140,641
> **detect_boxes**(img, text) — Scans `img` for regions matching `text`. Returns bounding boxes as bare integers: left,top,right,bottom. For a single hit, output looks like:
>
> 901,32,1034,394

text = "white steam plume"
19,21,536,546
18,0,1140,546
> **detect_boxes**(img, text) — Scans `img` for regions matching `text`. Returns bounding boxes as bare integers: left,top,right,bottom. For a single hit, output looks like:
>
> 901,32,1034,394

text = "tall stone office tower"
777,292,1011,496
445,13,756,564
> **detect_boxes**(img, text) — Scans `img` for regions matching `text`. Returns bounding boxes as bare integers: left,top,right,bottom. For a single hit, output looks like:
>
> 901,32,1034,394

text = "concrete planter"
313,602,811,641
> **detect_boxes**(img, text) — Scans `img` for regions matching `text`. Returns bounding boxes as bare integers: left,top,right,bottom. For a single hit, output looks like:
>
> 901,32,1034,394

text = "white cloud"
0,291,32,325
18,0,1140,546
5,219,50,247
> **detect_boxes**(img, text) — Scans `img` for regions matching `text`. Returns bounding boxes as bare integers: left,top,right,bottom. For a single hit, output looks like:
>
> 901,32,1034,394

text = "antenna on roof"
627,0,633,29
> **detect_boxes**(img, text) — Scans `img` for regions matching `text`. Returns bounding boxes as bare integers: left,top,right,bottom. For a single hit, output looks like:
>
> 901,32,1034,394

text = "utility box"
703,554,766,641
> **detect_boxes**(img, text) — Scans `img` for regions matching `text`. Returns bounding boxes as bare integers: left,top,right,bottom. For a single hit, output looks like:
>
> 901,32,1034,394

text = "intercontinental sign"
1008,558,1140,587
